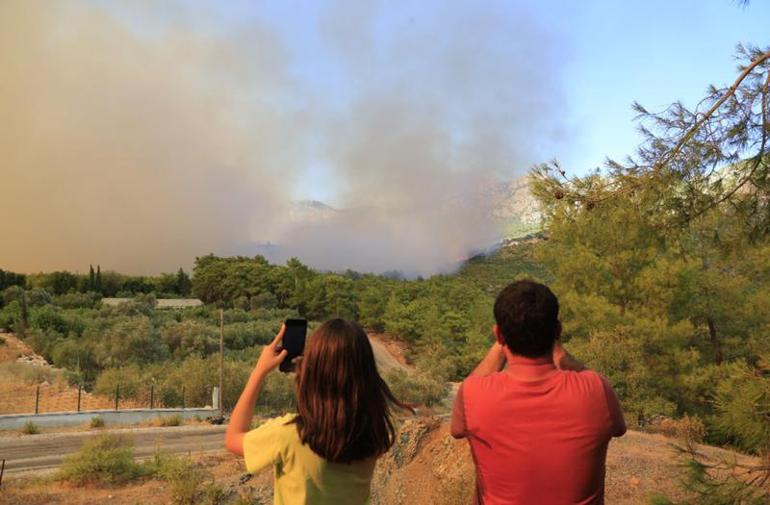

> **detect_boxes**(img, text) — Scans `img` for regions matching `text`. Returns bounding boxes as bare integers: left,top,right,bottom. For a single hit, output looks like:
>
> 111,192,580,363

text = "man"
451,280,625,505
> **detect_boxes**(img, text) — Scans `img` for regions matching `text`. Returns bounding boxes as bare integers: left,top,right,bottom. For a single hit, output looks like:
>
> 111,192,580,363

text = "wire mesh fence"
0,381,216,415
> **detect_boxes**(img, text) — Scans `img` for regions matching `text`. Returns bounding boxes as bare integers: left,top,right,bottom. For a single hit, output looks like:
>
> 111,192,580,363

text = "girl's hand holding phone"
254,324,289,378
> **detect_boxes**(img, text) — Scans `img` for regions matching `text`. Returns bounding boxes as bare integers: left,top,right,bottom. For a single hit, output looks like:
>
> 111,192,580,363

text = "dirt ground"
1,418,758,505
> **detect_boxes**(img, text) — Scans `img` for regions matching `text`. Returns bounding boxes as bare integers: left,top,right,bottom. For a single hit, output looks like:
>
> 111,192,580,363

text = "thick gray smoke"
0,1,568,276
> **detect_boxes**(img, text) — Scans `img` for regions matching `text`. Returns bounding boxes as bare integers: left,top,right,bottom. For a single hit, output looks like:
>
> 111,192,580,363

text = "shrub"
30,305,70,334
0,362,60,385
647,415,706,446
0,300,22,331
146,452,226,505
21,421,40,435
224,321,276,349
1,286,25,306
712,360,770,454
53,292,100,309
156,414,183,427
26,288,52,307
93,365,145,401
385,369,449,407
161,320,218,358
58,433,144,485
144,451,194,480
257,371,296,415
22,327,62,363
91,416,105,428
92,316,169,367
152,355,253,409
169,466,227,505
51,338,99,383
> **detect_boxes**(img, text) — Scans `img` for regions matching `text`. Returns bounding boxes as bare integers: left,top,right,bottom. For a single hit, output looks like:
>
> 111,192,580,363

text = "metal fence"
0,382,217,416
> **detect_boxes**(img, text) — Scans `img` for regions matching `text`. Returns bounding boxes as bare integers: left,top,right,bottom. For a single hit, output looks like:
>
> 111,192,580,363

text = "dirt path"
368,334,411,373
0,425,227,475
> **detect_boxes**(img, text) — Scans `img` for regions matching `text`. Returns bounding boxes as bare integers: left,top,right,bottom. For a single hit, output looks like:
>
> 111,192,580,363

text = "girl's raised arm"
225,325,287,456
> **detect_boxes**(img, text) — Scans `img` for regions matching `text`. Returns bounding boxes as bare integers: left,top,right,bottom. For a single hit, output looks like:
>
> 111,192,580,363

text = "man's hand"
470,342,507,377
253,325,289,378
552,341,587,372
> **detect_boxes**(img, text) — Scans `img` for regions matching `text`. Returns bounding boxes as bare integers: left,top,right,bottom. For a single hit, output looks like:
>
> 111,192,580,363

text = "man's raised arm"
451,342,506,439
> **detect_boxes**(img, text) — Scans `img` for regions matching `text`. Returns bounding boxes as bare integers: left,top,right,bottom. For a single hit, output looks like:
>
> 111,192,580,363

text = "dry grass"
0,333,143,415
0,331,32,362
646,415,706,445
154,414,183,427
21,420,40,435
2,453,259,505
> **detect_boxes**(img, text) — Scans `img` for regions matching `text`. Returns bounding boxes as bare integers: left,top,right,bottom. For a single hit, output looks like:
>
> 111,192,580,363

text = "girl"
225,318,409,504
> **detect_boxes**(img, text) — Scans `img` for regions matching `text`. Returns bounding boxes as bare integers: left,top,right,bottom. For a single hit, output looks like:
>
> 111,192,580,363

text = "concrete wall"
0,408,217,430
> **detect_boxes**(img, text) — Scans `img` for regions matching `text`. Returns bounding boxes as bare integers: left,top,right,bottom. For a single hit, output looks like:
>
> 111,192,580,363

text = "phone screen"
279,318,307,373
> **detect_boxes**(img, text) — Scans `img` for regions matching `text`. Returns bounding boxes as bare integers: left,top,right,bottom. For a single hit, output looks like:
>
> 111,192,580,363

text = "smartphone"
279,318,307,373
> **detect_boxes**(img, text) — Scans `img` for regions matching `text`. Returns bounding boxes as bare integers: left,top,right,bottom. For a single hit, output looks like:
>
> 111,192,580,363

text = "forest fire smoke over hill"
0,0,568,276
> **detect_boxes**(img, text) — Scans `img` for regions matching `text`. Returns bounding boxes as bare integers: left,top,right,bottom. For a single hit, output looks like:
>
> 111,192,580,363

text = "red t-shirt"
457,356,626,505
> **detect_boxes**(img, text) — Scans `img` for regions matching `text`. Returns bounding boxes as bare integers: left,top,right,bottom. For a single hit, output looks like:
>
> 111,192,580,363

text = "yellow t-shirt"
243,414,376,505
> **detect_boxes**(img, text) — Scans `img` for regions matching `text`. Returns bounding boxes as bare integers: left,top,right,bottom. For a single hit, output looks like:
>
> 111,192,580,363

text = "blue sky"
565,1,770,173
215,0,769,201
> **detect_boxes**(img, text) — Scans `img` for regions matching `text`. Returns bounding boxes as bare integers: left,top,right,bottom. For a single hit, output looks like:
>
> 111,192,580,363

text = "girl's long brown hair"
291,318,411,464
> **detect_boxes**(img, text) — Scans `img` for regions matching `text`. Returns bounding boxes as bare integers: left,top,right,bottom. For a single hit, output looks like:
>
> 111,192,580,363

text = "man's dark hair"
493,280,559,358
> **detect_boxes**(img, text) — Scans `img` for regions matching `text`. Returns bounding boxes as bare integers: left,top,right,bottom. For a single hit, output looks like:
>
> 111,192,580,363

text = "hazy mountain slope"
291,176,543,241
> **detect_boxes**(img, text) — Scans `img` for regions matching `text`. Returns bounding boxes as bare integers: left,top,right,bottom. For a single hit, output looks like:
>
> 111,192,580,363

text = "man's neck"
502,351,558,382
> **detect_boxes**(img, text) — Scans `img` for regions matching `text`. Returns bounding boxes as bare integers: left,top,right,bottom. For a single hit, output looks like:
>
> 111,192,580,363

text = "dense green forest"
0,246,543,409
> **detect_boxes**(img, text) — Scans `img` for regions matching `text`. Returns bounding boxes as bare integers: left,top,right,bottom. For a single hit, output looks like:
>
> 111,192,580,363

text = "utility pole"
219,308,224,413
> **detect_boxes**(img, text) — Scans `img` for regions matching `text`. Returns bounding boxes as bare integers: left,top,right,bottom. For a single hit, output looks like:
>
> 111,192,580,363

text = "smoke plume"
0,1,568,276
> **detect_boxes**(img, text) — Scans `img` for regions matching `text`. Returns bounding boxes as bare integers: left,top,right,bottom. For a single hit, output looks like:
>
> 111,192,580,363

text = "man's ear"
493,325,505,345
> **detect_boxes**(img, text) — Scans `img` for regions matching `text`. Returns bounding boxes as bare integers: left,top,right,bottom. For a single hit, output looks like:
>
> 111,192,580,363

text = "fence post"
34,385,40,414
150,383,154,410
77,383,82,412
115,384,120,411
212,386,220,410
181,386,185,409
219,309,224,414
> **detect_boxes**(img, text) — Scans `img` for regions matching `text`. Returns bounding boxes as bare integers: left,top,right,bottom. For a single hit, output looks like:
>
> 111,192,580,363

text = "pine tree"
95,265,102,295
89,265,95,291
19,290,29,334
176,268,191,296
533,46,770,238
531,45,770,503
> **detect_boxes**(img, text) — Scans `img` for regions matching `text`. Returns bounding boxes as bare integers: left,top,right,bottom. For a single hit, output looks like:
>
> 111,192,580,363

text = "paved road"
0,424,227,475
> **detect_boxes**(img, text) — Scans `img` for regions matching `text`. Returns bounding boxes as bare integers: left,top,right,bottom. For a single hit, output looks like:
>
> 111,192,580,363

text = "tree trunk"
707,317,723,365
